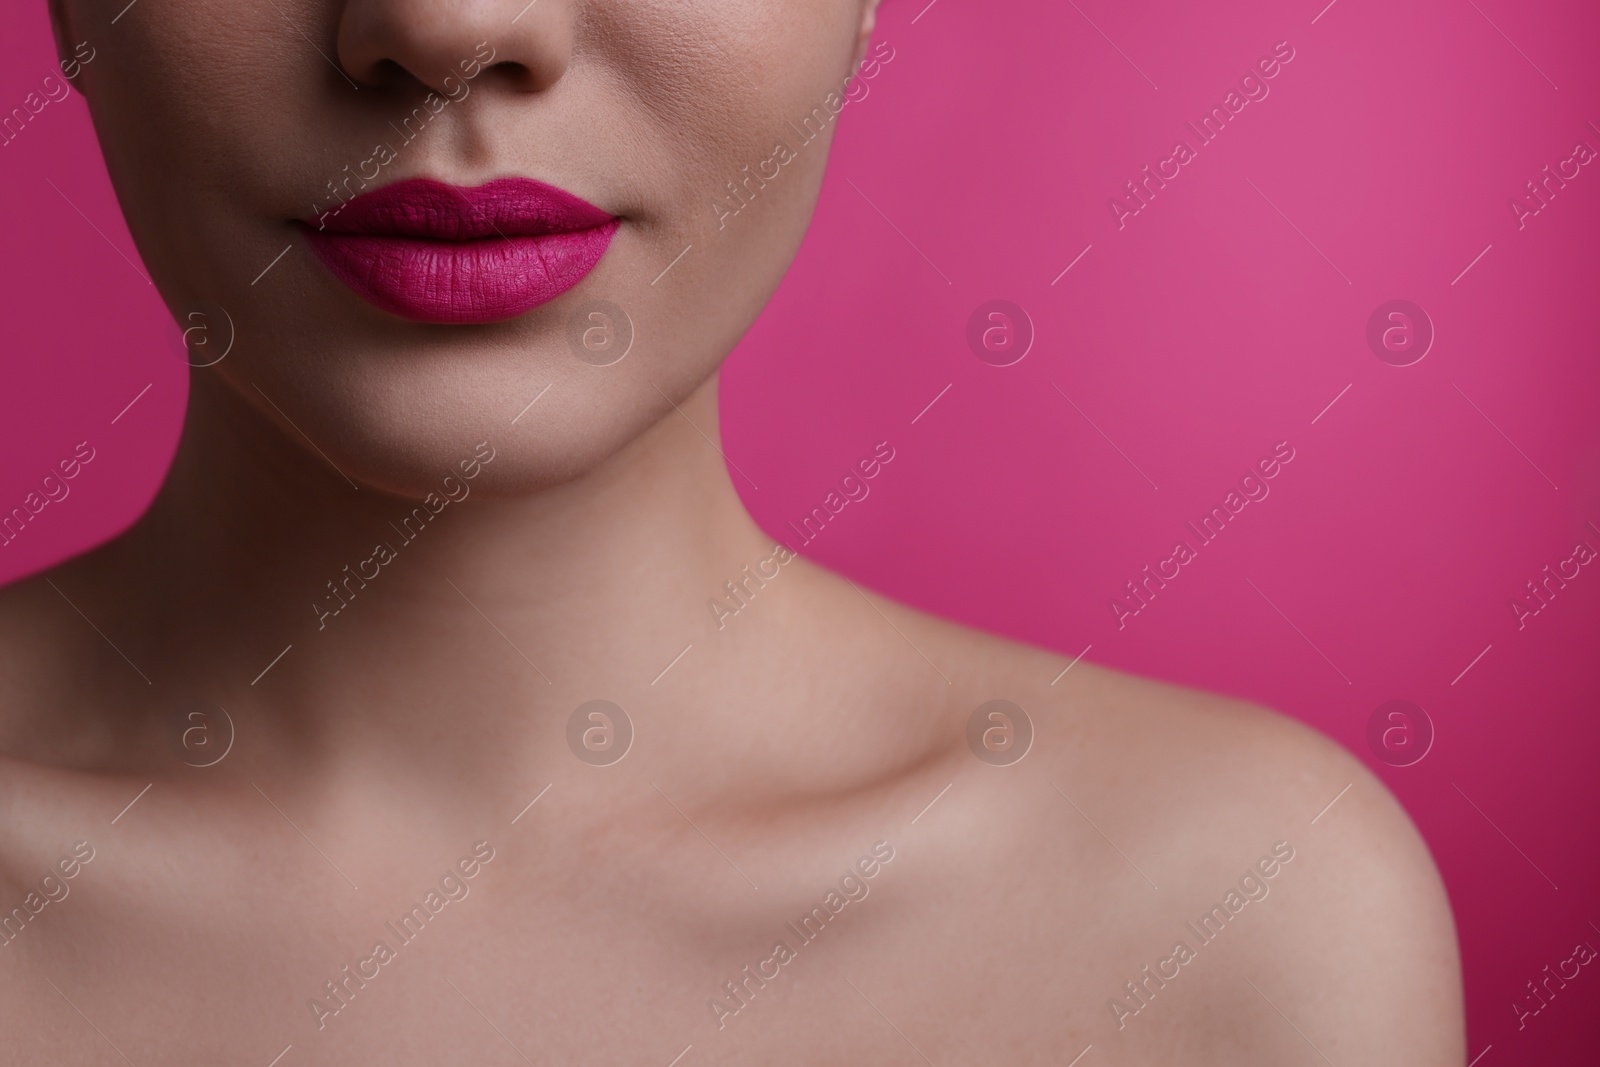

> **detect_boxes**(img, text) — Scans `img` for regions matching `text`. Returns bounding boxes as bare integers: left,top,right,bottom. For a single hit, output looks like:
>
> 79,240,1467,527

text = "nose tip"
335,0,571,96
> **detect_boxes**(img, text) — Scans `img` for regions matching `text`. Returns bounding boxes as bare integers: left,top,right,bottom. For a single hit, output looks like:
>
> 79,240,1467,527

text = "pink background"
4,0,1598,1057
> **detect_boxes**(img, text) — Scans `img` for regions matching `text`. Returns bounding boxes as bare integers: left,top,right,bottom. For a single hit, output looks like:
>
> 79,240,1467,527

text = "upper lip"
308,176,616,240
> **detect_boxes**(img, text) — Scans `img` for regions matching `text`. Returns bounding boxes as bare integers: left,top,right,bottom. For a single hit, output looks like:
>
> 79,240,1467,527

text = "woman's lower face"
64,0,875,494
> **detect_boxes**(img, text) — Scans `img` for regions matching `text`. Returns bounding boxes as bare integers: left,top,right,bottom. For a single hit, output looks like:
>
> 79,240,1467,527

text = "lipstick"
302,177,618,324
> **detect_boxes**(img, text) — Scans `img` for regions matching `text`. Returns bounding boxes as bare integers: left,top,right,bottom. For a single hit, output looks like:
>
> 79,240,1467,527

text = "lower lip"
304,220,619,325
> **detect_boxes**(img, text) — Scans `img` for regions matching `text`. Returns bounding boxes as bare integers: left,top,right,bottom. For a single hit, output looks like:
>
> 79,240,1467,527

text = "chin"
213,335,684,502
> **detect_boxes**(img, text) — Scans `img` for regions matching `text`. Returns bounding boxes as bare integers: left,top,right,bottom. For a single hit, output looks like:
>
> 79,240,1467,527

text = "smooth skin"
0,0,1462,1062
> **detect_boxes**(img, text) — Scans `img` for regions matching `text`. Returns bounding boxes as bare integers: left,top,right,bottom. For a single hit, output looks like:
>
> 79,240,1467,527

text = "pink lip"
302,177,618,324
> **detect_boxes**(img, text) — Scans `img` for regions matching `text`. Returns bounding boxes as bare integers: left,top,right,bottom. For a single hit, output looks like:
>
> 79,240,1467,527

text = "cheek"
78,0,321,318
613,4,860,224
569,5,859,420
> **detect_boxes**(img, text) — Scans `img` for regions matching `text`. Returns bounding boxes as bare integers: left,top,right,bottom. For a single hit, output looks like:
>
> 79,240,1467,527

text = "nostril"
335,4,568,99
482,60,533,84
367,58,412,91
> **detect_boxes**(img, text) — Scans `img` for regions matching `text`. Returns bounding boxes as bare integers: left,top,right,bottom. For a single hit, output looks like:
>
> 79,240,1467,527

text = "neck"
46,372,778,765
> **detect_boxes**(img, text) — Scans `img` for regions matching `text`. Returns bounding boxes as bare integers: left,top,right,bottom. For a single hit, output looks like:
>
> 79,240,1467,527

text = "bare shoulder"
907,614,1465,1061
1043,651,1462,1061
